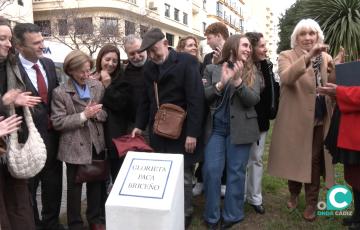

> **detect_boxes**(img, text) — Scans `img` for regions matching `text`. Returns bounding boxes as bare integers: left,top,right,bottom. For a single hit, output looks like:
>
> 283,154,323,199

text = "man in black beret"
132,27,205,229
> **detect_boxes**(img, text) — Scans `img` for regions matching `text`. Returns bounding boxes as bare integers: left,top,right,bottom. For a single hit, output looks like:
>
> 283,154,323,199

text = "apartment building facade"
244,0,278,64
0,0,33,24
201,0,245,55
32,0,208,58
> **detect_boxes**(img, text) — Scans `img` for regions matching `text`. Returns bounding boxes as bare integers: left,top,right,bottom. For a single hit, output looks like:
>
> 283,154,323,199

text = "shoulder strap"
154,82,159,110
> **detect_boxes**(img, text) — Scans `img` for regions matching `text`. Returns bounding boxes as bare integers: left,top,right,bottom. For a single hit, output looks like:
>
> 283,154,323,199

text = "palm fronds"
303,0,360,61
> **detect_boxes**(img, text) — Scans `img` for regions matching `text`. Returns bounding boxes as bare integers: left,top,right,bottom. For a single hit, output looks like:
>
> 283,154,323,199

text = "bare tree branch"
36,2,152,58
0,0,14,12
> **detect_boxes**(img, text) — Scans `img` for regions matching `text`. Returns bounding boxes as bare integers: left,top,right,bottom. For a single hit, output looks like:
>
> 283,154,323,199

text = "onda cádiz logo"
317,185,353,216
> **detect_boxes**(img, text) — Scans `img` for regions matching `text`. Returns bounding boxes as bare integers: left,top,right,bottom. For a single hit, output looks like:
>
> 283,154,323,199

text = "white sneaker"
192,182,203,196
221,185,226,197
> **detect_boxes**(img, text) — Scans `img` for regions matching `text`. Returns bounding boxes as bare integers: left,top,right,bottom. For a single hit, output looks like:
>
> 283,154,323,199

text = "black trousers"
66,150,105,230
28,131,63,229
353,189,360,221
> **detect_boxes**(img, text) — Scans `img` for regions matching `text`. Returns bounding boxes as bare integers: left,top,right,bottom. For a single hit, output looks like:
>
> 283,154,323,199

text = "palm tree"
303,0,360,61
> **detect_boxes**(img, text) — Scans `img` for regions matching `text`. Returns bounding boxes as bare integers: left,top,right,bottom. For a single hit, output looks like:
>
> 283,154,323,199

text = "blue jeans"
203,119,251,224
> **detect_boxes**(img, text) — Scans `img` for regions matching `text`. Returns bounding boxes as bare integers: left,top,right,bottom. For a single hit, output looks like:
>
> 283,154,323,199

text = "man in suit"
131,28,204,229
13,23,63,230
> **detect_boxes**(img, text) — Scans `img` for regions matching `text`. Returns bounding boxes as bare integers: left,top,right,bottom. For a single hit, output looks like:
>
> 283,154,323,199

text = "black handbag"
75,159,109,184
260,59,279,119
75,149,109,184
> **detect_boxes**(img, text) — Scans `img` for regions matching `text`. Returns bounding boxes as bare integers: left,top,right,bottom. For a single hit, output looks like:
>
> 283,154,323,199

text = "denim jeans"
203,119,251,224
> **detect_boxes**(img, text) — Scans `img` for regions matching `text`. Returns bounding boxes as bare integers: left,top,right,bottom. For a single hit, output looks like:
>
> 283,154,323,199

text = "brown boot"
303,205,317,221
287,194,299,209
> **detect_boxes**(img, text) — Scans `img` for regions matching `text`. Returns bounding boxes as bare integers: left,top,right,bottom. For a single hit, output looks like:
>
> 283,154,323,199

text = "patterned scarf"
312,54,326,120
312,54,323,88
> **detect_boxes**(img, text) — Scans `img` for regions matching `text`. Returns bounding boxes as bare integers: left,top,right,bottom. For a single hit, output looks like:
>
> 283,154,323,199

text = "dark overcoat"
102,76,133,159
136,49,205,166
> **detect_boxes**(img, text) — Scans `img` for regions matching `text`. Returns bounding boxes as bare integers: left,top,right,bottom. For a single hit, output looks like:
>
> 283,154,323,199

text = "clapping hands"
221,60,244,87
84,101,103,119
0,114,22,137
2,89,41,107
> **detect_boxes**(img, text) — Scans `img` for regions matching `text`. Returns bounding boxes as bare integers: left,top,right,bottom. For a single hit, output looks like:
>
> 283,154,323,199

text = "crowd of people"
0,15,359,230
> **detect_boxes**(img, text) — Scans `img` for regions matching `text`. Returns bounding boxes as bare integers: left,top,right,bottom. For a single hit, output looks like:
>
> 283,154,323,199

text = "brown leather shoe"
287,194,299,209
303,205,317,221
90,223,105,230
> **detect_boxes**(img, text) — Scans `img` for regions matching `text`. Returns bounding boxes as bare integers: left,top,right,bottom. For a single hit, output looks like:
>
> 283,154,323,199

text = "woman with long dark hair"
0,17,41,230
95,45,132,182
244,32,279,214
91,44,122,88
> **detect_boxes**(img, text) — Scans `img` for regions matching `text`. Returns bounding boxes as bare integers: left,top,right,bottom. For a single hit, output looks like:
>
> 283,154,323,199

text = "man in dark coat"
14,23,63,230
131,28,204,229
123,34,147,126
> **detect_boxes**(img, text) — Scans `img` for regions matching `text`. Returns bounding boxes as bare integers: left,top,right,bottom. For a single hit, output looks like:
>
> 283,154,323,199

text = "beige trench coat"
268,47,335,187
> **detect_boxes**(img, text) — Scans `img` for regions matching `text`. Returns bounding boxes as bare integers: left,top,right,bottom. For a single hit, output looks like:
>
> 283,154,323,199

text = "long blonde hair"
218,34,255,88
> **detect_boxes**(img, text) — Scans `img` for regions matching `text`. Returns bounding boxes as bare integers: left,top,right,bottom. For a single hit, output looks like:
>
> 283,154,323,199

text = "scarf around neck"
312,54,323,88
72,79,91,100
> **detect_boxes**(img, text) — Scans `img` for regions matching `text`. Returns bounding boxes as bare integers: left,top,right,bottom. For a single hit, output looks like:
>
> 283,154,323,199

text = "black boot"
346,189,360,227
353,190,360,222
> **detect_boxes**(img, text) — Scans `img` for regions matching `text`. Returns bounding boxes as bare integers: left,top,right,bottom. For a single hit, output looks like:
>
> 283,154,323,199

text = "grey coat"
51,79,107,164
203,64,260,145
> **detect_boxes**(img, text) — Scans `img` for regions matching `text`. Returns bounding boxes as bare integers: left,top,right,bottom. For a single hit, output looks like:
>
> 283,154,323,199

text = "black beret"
138,28,165,52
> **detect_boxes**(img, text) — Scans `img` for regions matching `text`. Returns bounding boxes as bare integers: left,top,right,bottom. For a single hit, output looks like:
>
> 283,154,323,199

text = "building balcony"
33,0,140,12
217,0,244,18
208,14,242,33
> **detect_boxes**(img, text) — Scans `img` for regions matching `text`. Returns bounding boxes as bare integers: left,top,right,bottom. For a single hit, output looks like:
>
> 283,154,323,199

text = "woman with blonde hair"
51,50,107,230
268,18,336,221
202,34,260,229
176,35,201,60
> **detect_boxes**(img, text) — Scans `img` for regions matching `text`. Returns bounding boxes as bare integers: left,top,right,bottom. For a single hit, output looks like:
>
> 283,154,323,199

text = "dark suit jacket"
136,49,205,166
16,56,59,150
201,52,214,75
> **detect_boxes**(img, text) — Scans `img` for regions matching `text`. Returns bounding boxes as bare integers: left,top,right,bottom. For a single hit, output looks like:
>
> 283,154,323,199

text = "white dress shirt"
18,54,48,91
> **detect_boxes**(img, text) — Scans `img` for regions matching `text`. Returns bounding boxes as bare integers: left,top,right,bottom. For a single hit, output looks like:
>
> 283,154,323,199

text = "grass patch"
189,124,349,229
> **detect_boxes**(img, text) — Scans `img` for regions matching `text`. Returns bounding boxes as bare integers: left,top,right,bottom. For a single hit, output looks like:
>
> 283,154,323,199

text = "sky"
273,0,297,17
